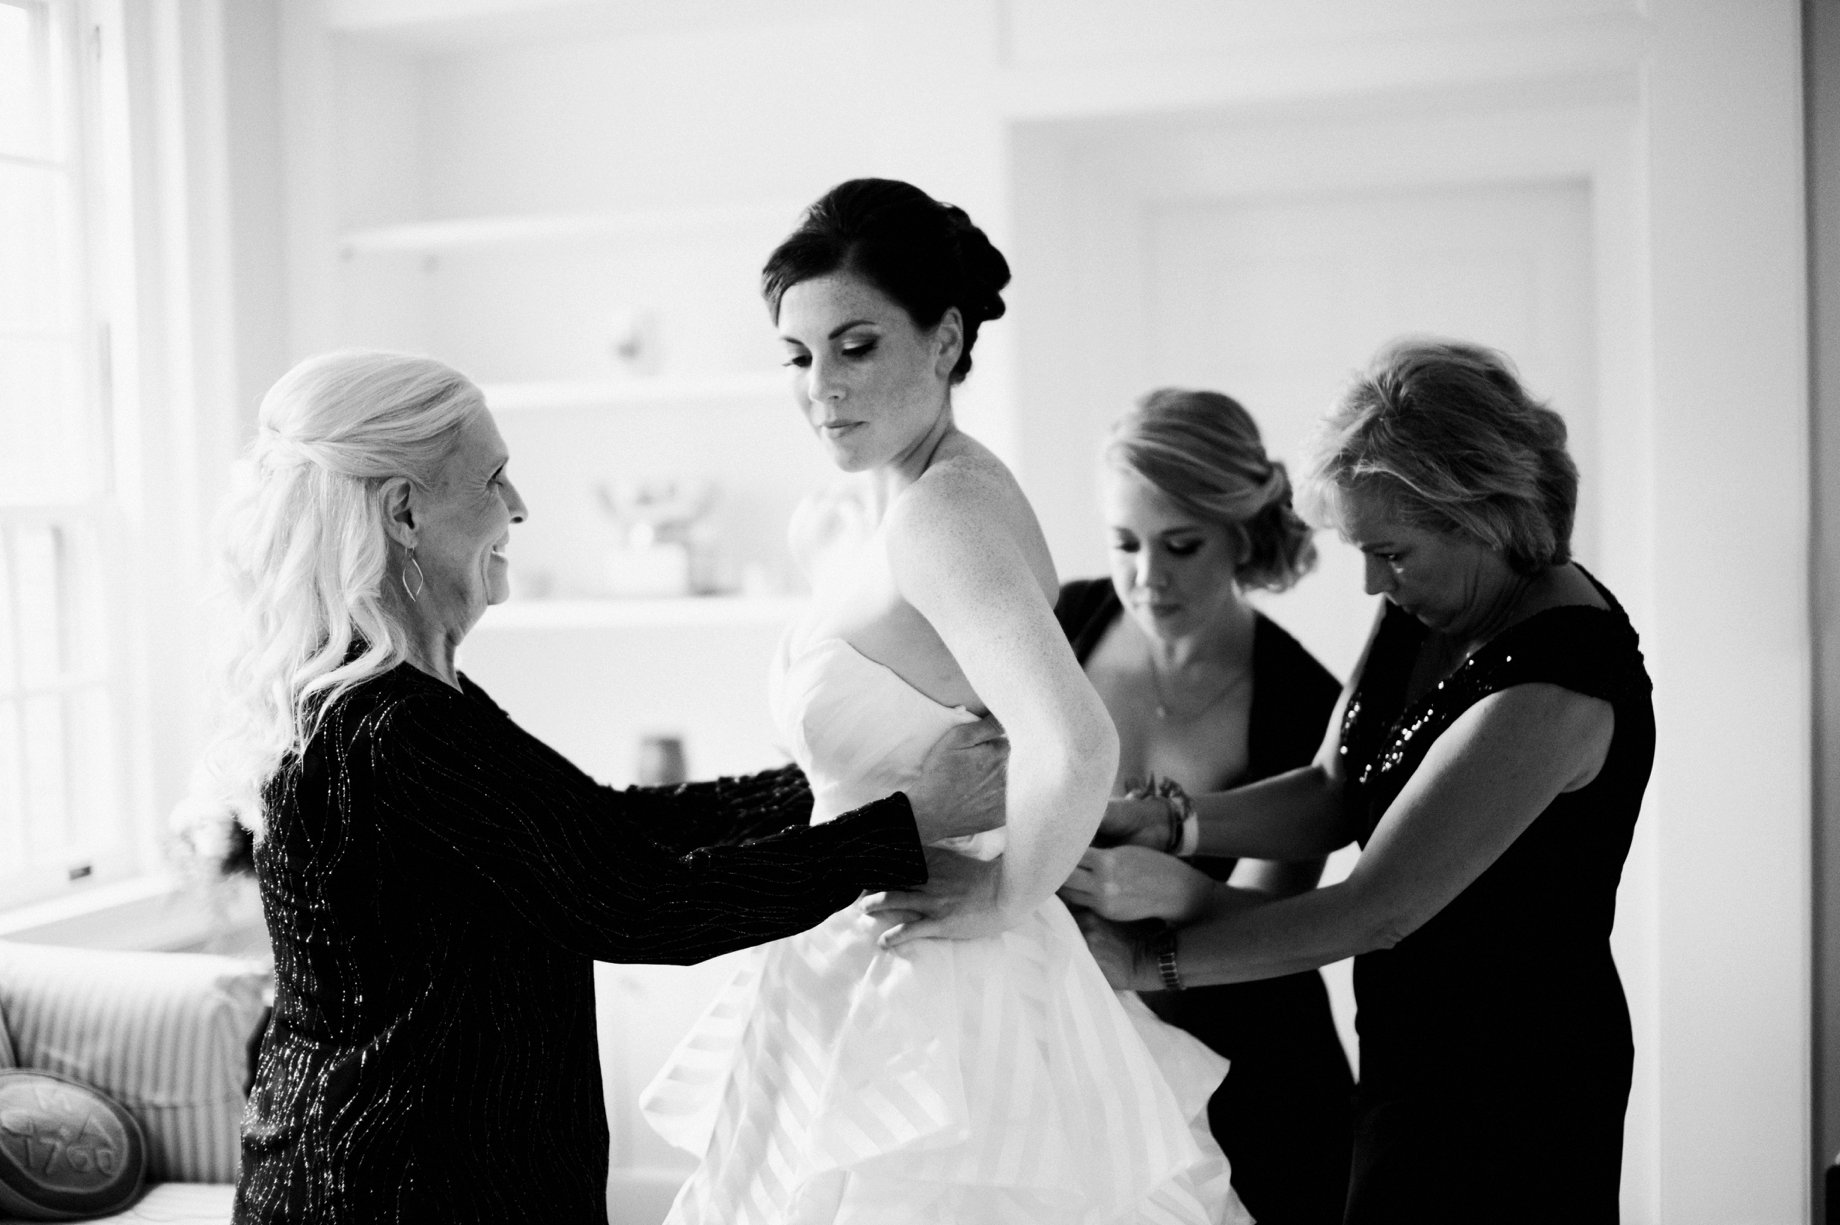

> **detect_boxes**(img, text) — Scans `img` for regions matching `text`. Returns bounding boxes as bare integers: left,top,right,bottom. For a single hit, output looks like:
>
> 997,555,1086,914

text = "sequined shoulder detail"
1343,599,1650,791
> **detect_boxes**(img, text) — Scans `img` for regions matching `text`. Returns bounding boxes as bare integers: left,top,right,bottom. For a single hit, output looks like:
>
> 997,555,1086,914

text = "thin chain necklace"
1145,637,1250,721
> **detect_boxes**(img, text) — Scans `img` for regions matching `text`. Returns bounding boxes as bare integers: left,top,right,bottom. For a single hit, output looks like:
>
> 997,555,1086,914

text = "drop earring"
401,545,425,603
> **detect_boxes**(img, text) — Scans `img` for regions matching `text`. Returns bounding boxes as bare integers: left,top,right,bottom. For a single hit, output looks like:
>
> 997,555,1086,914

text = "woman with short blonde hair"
1303,338,1579,574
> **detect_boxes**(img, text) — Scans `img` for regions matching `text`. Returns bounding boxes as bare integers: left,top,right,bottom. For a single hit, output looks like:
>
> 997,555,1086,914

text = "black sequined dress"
233,662,925,1225
1338,571,1653,1224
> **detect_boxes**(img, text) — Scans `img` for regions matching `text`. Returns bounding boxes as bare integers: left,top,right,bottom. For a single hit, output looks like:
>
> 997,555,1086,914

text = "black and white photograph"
0,1,1831,1222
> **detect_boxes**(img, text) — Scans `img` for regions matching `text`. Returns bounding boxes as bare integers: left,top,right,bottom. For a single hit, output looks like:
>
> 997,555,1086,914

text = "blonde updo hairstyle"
1300,338,1577,575
190,350,485,836
1105,388,1317,592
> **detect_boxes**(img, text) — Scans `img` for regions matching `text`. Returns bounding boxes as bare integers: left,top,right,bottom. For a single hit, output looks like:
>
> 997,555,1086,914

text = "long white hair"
183,351,484,838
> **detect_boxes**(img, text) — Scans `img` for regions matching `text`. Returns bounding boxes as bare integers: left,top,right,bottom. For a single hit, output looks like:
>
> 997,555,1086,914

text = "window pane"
0,527,15,689
62,683,116,857
0,163,77,335
13,522,65,686
0,3,50,160
57,516,103,666
0,699,21,866
21,691,67,862
0,339,93,505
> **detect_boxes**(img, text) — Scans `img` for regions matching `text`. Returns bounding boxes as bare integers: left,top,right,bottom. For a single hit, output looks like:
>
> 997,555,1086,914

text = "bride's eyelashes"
778,339,882,368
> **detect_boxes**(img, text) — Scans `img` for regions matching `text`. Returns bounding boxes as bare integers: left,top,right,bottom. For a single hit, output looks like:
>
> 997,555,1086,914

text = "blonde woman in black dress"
1056,389,1352,1225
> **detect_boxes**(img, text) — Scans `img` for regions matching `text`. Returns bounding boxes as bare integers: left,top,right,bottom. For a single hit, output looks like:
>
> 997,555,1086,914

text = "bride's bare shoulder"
890,440,1028,537
884,436,1054,598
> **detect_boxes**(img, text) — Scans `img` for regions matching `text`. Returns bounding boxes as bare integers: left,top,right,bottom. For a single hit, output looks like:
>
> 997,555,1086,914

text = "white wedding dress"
641,632,1252,1225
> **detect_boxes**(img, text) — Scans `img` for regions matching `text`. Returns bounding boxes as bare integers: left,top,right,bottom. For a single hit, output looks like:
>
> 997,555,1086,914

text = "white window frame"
0,0,245,950
0,0,140,912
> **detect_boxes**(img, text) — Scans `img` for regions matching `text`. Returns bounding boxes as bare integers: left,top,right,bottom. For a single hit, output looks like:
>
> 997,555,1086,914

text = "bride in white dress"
642,179,1251,1225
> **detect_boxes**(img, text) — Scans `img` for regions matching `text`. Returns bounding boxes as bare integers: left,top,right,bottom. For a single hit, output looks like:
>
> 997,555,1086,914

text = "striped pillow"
0,941,269,1184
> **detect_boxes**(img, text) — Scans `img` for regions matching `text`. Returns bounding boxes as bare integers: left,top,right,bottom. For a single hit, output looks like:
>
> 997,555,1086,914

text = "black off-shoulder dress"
1056,578,1355,1225
233,662,926,1225
1339,573,1653,1224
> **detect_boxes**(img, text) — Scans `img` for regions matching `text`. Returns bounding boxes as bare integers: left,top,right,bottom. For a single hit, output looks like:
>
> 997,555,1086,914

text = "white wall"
1639,4,1809,1218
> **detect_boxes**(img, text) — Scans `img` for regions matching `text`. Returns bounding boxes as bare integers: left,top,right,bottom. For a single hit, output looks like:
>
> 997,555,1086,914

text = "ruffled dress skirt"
641,895,1247,1224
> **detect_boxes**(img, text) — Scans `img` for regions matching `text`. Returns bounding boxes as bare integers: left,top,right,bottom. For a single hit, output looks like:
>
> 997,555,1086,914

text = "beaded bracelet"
1122,775,1199,856
1162,783,1198,857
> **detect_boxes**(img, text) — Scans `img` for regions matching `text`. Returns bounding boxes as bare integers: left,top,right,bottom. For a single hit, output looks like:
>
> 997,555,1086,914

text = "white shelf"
476,594,804,631
325,0,852,54
337,201,803,257
481,373,784,412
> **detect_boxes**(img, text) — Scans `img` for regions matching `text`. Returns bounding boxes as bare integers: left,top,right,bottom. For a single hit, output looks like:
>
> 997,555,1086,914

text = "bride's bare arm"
880,463,1119,943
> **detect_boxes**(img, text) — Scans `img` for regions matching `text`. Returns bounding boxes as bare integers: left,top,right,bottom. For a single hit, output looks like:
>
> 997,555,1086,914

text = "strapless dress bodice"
771,634,978,822
772,634,1004,858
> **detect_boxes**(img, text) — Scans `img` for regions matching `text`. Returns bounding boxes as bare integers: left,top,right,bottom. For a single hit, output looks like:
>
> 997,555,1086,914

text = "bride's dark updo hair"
762,178,1011,385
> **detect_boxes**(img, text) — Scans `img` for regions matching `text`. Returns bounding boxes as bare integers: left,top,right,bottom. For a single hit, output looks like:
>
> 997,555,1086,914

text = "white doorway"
1140,179,1597,678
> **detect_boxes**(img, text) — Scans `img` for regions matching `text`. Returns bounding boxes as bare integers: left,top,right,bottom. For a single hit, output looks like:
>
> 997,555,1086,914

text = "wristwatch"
1150,924,1184,993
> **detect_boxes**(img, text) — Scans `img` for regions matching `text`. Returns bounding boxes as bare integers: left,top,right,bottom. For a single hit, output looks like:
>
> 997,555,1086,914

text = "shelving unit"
287,11,834,601
319,0,853,56
336,201,805,258
480,372,784,413
478,594,804,631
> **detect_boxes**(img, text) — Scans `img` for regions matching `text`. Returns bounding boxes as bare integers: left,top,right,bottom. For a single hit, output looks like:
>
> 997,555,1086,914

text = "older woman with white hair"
194,350,1005,1225
1077,339,1655,1224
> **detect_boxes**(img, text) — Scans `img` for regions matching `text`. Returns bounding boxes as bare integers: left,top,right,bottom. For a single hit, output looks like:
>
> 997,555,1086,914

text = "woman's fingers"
861,890,927,915
869,908,923,930
878,851,1007,946
878,919,922,948
1073,911,1133,986
941,713,1006,749
1062,847,1122,908
880,911,1002,948
1060,858,1101,908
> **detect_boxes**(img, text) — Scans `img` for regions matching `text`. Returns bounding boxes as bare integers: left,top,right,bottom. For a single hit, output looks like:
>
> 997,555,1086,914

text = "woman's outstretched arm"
1086,680,1615,988
879,461,1119,945
1100,603,1388,861
366,685,930,966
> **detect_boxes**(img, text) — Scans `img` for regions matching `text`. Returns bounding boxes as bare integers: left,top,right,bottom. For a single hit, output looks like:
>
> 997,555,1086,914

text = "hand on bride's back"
860,845,1008,947
905,715,1008,843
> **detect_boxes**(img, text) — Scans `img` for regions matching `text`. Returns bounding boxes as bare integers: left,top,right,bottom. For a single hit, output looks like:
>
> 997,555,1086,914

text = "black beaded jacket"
234,662,924,1224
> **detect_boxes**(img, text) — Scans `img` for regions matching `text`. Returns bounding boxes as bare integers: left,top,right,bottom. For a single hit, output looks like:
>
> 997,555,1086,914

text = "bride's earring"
401,545,425,603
